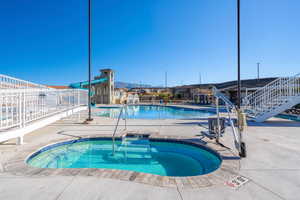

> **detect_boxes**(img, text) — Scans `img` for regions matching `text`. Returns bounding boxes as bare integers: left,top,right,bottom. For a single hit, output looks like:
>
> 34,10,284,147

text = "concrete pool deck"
1,106,300,200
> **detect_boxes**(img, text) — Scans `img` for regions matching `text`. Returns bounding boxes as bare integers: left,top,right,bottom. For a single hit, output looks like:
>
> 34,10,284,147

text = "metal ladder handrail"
212,87,235,109
224,103,241,151
212,87,242,153
112,104,127,155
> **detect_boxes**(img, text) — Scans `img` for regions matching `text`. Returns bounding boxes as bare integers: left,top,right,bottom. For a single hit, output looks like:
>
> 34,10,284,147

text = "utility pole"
165,71,168,89
87,0,93,121
139,81,142,93
257,62,260,80
199,72,202,84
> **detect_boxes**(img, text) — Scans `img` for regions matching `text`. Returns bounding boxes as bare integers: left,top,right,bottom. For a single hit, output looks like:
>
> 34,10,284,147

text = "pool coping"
2,134,240,189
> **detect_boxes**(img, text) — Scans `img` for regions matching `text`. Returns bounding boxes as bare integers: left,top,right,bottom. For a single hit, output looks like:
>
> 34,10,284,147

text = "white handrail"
243,73,299,101
212,87,241,153
243,74,300,121
0,74,49,89
0,88,88,130
112,104,127,155
212,87,236,109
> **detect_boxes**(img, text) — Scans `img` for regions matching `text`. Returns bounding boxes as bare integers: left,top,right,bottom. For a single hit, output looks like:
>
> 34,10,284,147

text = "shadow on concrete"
175,121,209,127
56,131,82,139
198,122,209,129
50,124,195,127
247,120,300,127
56,129,114,132
222,156,240,160
183,138,207,145
179,117,210,121
175,122,202,125
0,142,16,145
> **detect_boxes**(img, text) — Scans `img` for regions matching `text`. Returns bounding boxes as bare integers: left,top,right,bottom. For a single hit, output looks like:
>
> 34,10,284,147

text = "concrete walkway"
1,108,300,200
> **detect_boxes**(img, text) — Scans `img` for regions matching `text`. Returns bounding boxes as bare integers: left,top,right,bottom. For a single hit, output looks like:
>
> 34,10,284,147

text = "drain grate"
225,175,249,189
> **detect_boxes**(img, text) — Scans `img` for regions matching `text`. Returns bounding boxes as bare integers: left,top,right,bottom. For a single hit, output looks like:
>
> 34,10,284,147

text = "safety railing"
212,87,235,109
212,87,242,153
243,73,300,118
0,88,88,130
0,74,49,89
112,104,127,155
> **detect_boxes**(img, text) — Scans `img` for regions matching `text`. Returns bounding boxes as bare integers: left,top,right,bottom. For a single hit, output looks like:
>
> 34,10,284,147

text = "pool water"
96,105,214,119
27,138,222,177
276,114,300,122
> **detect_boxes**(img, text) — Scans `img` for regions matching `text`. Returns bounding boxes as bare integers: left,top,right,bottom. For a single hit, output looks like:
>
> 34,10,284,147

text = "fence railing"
0,88,88,130
0,74,49,89
243,74,300,117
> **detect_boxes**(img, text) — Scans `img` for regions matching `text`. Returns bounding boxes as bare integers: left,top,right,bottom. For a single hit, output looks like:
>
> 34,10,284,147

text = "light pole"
237,0,241,109
165,71,168,89
237,0,246,158
87,0,93,121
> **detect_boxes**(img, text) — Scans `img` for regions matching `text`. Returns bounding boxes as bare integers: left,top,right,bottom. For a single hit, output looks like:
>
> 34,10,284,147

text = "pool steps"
116,132,152,159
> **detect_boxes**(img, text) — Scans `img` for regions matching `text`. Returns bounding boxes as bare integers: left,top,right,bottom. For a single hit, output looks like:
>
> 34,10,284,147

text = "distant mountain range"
115,81,154,89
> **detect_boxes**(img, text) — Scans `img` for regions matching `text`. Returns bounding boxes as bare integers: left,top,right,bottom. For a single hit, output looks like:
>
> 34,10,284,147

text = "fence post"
22,91,26,127
216,97,220,143
78,90,80,106
0,92,2,128
17,135,24,145
19,91,22,127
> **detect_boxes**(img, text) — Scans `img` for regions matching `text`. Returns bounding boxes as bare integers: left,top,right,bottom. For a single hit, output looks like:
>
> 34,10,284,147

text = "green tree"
159,93,172,103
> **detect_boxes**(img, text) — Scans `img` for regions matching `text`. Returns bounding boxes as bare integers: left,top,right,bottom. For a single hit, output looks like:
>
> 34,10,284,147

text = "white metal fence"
242,74,300,122
0,74,49,89
0,88,88,130
1,73,88,131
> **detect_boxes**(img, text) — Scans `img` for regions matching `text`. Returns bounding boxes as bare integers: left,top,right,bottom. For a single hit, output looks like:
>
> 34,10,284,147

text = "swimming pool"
96,105,214,119
27,138,222,177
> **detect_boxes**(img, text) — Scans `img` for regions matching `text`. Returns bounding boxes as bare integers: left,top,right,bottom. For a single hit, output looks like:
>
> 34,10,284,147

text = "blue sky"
0,0,299,86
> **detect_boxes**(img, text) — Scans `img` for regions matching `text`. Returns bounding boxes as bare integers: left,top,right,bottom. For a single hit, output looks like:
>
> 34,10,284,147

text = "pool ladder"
213,87,246,157
112,104,128,155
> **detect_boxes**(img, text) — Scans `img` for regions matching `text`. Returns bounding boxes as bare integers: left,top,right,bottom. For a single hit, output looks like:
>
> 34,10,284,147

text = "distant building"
129,87,171,103
69,68,115,104
191,86,214,105
114,88,128,104
91,69,115,104
171,77,277,105
171,86,193,99
127,93,140,104
129,87,170,94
